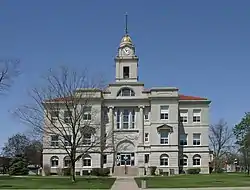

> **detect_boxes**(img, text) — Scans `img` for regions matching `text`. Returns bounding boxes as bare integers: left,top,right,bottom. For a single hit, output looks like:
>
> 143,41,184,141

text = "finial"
125,12,128,35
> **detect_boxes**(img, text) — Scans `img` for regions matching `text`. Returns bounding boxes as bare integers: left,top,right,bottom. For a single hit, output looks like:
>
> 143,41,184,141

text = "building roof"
179,94,208,100
46,94,208,102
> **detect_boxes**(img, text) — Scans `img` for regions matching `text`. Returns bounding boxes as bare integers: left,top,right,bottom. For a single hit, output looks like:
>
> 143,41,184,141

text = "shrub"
149,166,157,175
43,164,50,176
56,167,63,176
62,168,71,176
9,156,29,176
92,168,110,176
187,168,200,174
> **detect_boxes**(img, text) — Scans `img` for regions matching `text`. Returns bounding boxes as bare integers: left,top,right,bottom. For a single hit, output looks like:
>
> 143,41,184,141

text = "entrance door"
120,154,131,166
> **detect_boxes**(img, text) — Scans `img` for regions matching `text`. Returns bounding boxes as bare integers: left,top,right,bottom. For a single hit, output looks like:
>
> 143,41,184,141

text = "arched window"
51,156,59,167
160,154,169,166
193,154,201,166
117,88,135,96
64,156,71,167
83,155,91,167
180,155,188,166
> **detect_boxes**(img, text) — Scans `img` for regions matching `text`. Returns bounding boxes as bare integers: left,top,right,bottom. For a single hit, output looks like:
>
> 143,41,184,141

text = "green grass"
135,173,250,188
0,176,116,189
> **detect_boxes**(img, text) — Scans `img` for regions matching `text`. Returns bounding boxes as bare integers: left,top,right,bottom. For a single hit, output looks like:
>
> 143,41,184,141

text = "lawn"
135,173,250,188
0,176,116,189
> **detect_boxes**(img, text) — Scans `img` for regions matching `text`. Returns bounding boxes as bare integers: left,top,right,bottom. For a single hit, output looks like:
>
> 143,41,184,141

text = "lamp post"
124,155,128,175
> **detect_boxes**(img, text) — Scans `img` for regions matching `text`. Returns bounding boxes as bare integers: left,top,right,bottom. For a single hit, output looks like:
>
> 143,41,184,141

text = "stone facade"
42,31,211,176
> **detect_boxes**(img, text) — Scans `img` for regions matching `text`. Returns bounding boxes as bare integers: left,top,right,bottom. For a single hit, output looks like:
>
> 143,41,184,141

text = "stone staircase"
113,166,138,176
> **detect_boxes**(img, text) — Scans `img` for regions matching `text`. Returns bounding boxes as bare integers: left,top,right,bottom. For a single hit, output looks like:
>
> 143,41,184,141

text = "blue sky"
0,0,250,149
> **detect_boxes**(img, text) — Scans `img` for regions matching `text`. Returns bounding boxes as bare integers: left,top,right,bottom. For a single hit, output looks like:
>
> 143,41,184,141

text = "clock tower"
115,14,139,82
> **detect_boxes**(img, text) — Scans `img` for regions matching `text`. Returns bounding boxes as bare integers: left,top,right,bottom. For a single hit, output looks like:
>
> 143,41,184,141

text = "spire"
125,12,128,35
120,13,133,47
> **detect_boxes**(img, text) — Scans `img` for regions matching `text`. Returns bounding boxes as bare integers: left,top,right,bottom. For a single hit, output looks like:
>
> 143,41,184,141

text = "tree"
233,112,250,174
2,133,43,167
15,66,110,182
0,59,19,93
9,155,29,175
2,133,30,158
24,140,43,166
209,119,234,172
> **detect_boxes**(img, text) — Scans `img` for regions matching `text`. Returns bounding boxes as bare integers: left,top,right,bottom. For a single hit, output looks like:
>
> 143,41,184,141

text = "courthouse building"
43,24,211,176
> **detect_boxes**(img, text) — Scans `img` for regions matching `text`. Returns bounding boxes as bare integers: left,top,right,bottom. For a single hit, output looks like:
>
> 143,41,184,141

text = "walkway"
111,176,139,190
148,188,250,190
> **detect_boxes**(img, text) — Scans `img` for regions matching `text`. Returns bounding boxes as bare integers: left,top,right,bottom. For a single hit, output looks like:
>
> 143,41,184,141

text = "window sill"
114,129,139,132
51,166,58,168
82,166,92,168
159,165,169,167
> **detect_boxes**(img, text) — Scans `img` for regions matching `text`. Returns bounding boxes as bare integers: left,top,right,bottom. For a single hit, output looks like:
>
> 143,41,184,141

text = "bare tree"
209,119,234,172
0,59,19,93
15,66,110,182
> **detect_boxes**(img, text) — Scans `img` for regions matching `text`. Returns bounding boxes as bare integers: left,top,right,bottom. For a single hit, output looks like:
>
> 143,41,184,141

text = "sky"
0,0,250,149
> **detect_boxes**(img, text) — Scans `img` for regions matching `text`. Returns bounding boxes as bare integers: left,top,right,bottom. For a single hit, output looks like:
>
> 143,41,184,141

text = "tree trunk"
112,148,116,173
71,162,76,182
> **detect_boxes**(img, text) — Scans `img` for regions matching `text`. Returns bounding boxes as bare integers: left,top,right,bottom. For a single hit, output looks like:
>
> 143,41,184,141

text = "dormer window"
117,87,135,96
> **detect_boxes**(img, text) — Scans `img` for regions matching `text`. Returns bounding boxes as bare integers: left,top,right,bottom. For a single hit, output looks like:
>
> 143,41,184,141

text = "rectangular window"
145,133,149,142
180,158,188,166
144,154,149,164
83,133,92,145
180,110,188,123
131,110,135,129
160,131,169,144
160,106,169,120
50,111,59,124
193,157,201,166
123,66,129,79
64,110,72,124
116,109,136,129
123,109,129,129
83,158,91,166
51,135,59,146
193,109,201,123
83,113,91,121
116,110,120,129
193,133,201,145
180,134,187,146
64,135,72,146
102,155,107,164
144,107,150,121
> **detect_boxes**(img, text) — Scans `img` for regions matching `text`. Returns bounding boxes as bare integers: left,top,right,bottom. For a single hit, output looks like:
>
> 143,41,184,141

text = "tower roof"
120,34,133,47
119,13,133,47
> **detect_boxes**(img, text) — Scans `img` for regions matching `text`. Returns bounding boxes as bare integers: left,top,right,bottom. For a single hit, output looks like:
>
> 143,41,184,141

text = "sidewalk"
111,177,139,190
147,187,250,190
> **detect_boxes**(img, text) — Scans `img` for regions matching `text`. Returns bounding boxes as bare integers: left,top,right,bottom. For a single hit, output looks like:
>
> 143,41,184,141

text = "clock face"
123,47,131,55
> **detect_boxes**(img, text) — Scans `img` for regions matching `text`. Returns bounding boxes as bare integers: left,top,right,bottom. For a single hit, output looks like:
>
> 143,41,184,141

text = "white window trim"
180,110,188,123
160,106,169,120
116,109,136,130
83,157,92,168
145,133,149,143
193,109,201,123
193,133,201,146
160,131,169,145
160,155,169,167
51,157,59,168
180,134,188,146
180,156,188,167
193,156,201,166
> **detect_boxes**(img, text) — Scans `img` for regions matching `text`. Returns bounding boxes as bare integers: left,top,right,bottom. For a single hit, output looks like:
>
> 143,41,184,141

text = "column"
139,105,144,144
108,106,114,131
108,106,115,172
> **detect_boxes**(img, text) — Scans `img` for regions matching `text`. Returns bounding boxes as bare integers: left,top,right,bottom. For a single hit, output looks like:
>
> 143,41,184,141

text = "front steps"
113,166,138,176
